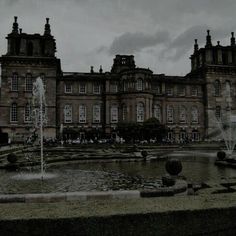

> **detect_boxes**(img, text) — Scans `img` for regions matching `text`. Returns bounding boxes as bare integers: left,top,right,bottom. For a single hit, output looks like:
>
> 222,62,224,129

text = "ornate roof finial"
99,65,103,73
231,32,235,46
12,16,19,34
44,17,51,35
206,29,212,47
90,66,94,73
194,39,198,52
217,41,220,46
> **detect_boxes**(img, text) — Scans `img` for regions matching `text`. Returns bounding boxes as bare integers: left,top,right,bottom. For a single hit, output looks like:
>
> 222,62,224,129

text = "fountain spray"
33,77,46,179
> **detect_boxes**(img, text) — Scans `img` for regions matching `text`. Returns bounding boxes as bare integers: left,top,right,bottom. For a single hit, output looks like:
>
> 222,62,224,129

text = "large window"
167,131,174,141
177,86,185,96
214,80,221,96
79,83,86,94
192,130,200,141
110,83,118,93
11,74,18,91
93,105,101,123
10,103,18,122
64,83,72,93
166,85,173,96
24,103,32,122
153,105,161,122
215,106,221,120
191,106,199,123
137,102,144,122
122,104,127,121
225,81,231,96
64,105,72,123
179,106,187,123
136,78,143,91
111,105,118,123
79,104,86,123
179,130,187,141
152,83,161,94
93,83,100,94
191,86,198,96
25,74,33,92
167,105,174,123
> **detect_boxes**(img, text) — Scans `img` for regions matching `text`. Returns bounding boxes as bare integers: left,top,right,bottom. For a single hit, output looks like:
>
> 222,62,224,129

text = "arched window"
191,106,199,123
192,129,200,141
137,102,144,122
10,103,18,122
153,105,161,122
64,104,72,123
11,73,18,91
24,103,32,122
122,104,127,121
214,80,221,96
215,106,221,120
27,41,33,56
136,78,143,91
79,104,86,123
179,106,187,123
167,105,174,123
111,105,118,123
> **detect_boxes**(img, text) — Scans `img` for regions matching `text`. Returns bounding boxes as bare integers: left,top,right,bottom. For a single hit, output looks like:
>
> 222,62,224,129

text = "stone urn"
141,150,148,158
217,151,226,161
5,153,18,171
165,158,182,176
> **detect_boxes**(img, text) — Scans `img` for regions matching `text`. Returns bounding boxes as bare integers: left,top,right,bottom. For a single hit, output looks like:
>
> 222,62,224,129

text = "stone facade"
0,17,235,142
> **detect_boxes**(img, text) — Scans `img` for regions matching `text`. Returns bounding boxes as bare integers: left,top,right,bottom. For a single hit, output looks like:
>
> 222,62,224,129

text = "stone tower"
189,30,236,139
0,17,61,141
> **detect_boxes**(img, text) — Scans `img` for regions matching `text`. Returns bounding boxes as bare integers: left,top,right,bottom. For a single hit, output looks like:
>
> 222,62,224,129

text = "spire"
99,65,103,73
231,32,235,46
12,16,19,34
205,29,212,47
44,17,51,35
194,39,198,52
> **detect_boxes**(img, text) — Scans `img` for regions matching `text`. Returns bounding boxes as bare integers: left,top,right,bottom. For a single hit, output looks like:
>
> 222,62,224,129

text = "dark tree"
117,122,141,143
117,118,167,143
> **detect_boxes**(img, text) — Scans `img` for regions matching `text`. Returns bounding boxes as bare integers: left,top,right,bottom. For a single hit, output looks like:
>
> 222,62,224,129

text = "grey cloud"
108,30,170,55
1,0,236,76
3,0,20,5
161,25,234,61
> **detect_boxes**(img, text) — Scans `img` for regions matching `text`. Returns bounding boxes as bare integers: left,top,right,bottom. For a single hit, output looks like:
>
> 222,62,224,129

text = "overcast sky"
0,0,236,75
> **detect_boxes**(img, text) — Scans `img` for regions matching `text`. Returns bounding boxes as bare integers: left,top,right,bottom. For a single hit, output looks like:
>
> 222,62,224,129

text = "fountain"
12,77,56,180
32,77,46,179
214,82,236,157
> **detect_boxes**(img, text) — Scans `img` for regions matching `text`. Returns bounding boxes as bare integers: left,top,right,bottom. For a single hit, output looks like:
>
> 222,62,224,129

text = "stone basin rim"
0,180,187,203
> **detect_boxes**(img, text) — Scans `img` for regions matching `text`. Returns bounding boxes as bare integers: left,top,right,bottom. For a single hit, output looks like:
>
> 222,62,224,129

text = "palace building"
1,17,236,142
